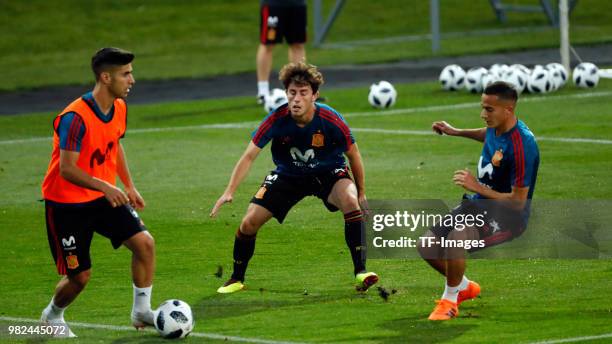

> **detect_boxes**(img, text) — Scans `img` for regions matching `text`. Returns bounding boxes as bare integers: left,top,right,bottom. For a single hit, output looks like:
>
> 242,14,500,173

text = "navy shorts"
45,197,146,275
250,167,351,223
260,4,307,45
430,196,527,252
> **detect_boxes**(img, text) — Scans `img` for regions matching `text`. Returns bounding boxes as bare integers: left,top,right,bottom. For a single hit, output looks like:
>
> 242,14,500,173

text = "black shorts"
250,167,352,223
430,196,527,252
45,197,147,276
260,4,307,45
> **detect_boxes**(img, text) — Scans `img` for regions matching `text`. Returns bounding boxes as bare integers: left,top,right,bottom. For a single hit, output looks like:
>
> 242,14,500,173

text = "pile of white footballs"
439,62,601,94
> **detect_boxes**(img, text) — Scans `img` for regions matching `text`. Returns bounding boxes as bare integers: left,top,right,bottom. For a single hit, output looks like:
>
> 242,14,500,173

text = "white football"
368,81,397,109
501,68,528,94
263,88,288,113
527,66,552,93
439,64,466,91
546,63,568,90
154,299,194,339
489,63,510,78
481,71,499,90
465,67,488,93
510,64,531,76
573,62,599,88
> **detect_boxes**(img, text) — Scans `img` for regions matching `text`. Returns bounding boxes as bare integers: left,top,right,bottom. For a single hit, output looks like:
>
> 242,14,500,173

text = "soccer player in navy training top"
210,61,378,293
419,81,539,320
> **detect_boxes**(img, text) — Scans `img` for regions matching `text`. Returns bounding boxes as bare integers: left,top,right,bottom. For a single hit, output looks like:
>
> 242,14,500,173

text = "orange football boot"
428,299,459,321
457,281,481,305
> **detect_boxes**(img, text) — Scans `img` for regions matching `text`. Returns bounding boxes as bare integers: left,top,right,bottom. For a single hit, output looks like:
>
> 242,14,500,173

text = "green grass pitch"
1,80,611,343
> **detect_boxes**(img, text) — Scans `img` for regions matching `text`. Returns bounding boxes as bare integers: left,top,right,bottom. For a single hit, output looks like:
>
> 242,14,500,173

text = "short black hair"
91,47,134,80
484,81,518,103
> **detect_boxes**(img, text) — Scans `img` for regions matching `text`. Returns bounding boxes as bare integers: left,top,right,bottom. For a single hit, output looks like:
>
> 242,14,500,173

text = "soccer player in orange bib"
40,48,155,336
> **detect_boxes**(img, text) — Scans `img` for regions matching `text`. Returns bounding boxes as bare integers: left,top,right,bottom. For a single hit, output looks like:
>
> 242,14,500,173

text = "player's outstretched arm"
210,141,262,218
344,143,368,211
117,142,145,210
432,121,486,142
59,149,129,208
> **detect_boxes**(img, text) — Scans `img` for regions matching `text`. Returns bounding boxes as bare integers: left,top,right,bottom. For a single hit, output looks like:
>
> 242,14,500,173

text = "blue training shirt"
251,103,355,176
475,119,540,200
57,112,86,152
56,92,119,152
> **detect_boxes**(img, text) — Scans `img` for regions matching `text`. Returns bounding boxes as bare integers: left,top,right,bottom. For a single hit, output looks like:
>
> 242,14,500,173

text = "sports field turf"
1,80,611,343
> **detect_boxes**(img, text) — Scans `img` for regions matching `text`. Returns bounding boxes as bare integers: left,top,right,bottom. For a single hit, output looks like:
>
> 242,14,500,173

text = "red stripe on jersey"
319,112,352,148
318,109,352,148
68,115,83,151
517,132,525,186
318,108,351,137
511,131,525,187
483,230,513,247
260,5,269,43
253,107,289,144
510,131,518,184
253,107,289,145
512,132,521,186
46,205,66,275
67,115,78,151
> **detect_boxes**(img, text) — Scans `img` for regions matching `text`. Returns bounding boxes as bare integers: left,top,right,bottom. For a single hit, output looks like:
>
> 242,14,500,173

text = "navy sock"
231,229,256,282
344,210,366,275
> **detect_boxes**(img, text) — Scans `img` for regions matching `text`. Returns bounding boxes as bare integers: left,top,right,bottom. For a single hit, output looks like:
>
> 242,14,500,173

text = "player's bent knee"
142,234,155,256
69,270,91,290
129,231,155,258
240,217,262,236
336,194,360,213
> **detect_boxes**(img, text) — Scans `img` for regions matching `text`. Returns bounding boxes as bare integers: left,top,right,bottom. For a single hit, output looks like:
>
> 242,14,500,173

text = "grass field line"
1,90,611,146
0,316,306,344
527,332,612,344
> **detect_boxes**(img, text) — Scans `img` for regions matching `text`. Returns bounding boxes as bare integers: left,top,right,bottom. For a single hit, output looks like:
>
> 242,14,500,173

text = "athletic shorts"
260,4,307,45
430,196,527,253
250,167,352,223
45,197,147,276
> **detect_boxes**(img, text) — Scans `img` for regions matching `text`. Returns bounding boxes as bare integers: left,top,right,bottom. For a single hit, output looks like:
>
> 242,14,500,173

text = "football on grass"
154,299,194,339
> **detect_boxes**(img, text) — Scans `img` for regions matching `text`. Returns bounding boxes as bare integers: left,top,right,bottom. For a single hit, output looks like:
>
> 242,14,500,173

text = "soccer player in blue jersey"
419,81,539,320
210,61,378,293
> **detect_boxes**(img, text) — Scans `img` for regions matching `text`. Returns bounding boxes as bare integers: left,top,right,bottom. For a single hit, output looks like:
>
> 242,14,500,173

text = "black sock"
344,210,366,275
231,229,256,282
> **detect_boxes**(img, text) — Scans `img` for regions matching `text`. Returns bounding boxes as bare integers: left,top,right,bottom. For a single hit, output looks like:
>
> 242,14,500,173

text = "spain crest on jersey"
66,254,79,269
311,132,324,147
492,149,503,167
